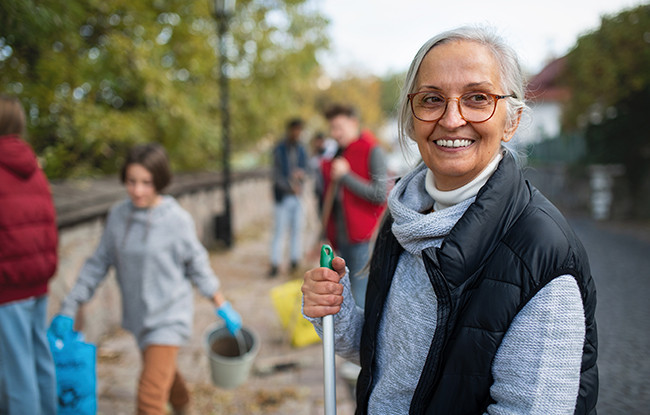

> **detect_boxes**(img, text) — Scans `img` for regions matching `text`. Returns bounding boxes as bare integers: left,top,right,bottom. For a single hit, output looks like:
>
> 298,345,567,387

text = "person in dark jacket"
302,26,598,414
269,118,308,277
0,94,59,415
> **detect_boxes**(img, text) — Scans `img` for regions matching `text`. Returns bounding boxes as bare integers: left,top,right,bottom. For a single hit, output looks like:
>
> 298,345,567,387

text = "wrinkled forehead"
416,40,502,91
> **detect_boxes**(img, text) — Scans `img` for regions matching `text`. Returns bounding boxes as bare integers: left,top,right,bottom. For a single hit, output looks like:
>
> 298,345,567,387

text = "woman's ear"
502,108,523,143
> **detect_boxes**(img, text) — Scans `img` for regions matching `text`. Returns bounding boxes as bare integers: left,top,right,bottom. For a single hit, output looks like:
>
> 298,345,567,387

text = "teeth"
435,139,472,148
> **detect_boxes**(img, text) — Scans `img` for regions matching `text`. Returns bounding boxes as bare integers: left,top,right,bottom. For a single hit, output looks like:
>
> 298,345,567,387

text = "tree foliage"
562,4,650,130
561,4,650,205
379,71,405,118
0,0,330,178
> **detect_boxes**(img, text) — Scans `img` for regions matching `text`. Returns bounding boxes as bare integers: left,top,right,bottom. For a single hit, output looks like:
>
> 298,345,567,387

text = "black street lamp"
212,0,236,248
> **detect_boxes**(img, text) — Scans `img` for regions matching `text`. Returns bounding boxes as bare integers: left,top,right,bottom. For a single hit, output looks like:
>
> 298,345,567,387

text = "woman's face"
412,40,519,190
125,163,161,208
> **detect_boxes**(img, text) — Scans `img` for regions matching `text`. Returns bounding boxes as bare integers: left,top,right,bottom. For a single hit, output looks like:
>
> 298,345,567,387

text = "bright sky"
316,0,648,78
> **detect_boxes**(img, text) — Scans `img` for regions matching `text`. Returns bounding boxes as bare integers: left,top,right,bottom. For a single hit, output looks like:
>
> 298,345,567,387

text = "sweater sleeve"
181,214,220,299
486,275,585,415
303,270,365,364
340,146,388,204
59,211,116,318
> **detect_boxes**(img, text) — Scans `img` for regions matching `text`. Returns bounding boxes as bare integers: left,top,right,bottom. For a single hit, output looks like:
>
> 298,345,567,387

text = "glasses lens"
411,92,446,121
459,93,496,122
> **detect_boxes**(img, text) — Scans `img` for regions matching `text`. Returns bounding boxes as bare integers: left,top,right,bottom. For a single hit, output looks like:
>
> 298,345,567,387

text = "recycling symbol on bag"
59,387,81,408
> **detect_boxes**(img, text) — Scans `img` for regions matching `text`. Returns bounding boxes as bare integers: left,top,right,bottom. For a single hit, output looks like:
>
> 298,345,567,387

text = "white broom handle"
323,314,336,415
320,245,337,415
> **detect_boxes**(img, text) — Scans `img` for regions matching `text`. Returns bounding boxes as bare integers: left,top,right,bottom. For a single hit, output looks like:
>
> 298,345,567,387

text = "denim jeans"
0,295,57,415
270,195,303,266
337,241,370,308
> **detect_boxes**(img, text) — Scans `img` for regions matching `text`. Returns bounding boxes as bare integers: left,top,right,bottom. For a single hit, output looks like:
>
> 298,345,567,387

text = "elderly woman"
302,26,597,415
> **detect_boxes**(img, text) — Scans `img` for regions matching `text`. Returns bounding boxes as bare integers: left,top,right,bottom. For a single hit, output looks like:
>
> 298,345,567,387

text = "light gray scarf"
388,162,475,255
370,162,476,413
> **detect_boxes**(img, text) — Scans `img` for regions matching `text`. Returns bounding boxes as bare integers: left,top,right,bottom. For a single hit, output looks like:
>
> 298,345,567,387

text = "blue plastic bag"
47,329,97,415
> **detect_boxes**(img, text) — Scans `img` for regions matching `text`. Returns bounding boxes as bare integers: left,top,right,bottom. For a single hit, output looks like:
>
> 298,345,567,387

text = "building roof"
526,56,571,102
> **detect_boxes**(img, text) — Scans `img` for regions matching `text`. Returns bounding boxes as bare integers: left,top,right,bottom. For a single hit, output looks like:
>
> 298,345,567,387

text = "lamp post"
213,0,236,248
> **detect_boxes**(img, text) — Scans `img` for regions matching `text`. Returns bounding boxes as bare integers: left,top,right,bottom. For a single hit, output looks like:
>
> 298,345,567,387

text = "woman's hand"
302,256,347,318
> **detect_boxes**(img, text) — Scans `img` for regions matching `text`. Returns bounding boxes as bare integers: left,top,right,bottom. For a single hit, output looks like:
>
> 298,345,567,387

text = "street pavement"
570,217,650,414
93,209,650,414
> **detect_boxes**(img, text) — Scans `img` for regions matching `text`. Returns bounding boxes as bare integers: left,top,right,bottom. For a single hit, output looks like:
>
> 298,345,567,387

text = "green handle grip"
320,245,334,270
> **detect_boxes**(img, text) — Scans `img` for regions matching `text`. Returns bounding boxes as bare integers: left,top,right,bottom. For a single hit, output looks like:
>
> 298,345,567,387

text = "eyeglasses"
407,91,515,123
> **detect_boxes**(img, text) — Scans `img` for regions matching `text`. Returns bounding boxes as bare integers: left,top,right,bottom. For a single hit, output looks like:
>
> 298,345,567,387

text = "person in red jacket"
0,94,59,415
320,104,388,308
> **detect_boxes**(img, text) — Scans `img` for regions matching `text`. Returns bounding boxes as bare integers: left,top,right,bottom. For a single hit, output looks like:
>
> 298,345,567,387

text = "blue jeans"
270,195,303,266
338,241,370,308
0,295,57,415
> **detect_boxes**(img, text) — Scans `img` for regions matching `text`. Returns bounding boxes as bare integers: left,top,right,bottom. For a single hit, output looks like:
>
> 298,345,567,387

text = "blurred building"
518,56,571,146
519,56,587,165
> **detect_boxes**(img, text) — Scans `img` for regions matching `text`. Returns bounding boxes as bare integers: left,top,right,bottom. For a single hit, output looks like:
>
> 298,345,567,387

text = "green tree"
561,4,650,216
0,0,329,178
379,71,405,118
563,4,650,129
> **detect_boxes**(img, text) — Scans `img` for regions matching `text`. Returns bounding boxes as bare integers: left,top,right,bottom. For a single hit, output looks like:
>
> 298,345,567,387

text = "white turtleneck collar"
425,151,504,211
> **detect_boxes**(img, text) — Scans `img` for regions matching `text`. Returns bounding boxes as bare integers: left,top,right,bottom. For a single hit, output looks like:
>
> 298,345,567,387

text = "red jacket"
321,130,386,245
0,135,58,304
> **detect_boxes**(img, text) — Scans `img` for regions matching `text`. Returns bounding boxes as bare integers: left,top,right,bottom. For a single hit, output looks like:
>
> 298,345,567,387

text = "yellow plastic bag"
270,279,321,348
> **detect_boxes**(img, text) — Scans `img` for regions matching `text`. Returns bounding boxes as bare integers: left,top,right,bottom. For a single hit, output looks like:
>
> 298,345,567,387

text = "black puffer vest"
356,153,598,414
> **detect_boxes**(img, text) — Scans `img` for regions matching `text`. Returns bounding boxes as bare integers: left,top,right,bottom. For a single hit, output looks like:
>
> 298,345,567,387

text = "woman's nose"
132,183,146,196
437,99,467,130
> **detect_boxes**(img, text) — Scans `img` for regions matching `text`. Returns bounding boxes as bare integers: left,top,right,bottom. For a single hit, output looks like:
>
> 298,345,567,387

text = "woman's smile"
434,138,475,149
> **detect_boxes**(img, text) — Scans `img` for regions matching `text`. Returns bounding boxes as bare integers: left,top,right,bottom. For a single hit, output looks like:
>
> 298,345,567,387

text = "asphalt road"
569,217,650,414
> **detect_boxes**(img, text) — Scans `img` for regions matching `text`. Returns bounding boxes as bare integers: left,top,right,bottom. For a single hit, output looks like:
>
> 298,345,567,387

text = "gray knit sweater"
306,160,585,414
60,196,220,349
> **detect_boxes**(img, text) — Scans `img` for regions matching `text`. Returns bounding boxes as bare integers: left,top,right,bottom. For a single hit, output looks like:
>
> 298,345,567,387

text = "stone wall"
47,170,274,343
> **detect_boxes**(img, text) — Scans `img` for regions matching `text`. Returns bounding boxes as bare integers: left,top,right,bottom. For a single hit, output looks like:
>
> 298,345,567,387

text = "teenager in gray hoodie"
50,143,241,415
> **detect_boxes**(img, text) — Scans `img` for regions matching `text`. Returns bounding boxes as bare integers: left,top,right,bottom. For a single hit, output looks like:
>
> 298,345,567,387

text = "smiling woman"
302,25,598,415
405,39,521,190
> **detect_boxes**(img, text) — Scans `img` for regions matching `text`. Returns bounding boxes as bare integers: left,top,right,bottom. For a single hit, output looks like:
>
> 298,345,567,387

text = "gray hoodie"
60,196,219,349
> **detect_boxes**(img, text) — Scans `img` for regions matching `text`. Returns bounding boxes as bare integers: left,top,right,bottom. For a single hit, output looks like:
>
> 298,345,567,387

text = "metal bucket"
205,324,260,389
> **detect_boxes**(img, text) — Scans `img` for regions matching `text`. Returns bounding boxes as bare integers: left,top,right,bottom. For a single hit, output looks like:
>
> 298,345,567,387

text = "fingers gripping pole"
320,245,337,415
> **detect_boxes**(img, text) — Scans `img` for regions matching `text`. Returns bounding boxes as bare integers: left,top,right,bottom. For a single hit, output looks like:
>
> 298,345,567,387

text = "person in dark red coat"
0,94,58,415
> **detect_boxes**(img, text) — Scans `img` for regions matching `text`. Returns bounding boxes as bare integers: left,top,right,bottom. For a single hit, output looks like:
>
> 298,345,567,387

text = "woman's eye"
462,93,493,108
421,94,444,104
466,93,489,103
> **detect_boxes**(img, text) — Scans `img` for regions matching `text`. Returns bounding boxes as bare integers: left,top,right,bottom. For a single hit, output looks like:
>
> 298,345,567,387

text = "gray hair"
397,25,528,152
